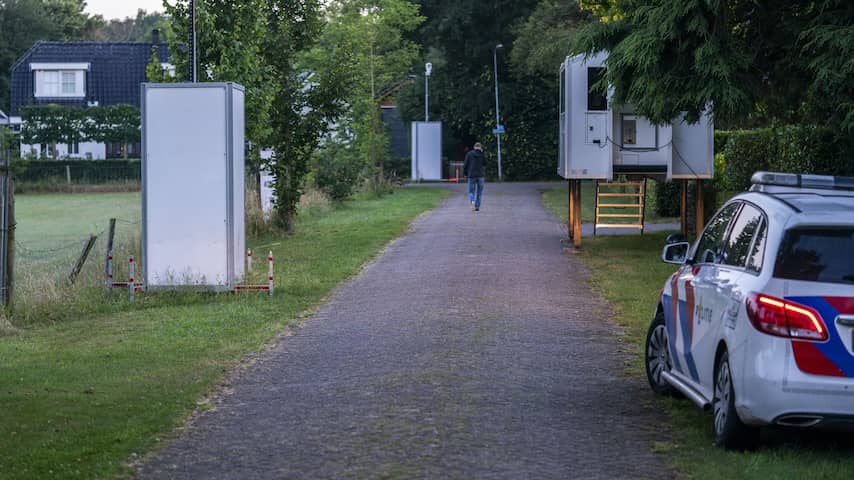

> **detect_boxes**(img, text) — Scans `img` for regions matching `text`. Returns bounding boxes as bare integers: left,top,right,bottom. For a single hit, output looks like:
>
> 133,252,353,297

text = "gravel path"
139,182,676,480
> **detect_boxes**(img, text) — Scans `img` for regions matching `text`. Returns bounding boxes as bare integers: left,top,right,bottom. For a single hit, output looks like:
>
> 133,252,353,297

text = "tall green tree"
166,0,343,231
397,0,554,180
571,0,853,130
19,104,86,159
84,104,140,159
0,0,103,111
307,0,423,183
92,9,172,41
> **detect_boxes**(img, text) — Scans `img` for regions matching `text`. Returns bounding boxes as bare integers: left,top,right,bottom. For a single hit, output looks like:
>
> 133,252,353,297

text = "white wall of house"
20,141,106,160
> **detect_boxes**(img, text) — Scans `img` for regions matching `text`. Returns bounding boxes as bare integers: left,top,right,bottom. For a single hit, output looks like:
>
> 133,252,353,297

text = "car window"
721,203,764,268
746,218,767,273
774,228,854,284
693,203,740,264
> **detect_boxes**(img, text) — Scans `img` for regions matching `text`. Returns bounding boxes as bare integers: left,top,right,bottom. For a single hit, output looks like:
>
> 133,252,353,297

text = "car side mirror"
662,242,690,265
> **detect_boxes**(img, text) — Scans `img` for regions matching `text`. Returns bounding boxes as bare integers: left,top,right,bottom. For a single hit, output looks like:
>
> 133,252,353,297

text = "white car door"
673,202,741,389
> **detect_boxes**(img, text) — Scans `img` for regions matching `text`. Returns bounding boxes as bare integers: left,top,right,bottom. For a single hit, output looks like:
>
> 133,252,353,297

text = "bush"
12,159,141,184
720,129,776,192
720,126,854,193
314,143,364,201
651,179,681,218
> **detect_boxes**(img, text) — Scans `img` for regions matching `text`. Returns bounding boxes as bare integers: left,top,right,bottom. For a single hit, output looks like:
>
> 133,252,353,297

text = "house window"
68,142,79,155
31,63,89,98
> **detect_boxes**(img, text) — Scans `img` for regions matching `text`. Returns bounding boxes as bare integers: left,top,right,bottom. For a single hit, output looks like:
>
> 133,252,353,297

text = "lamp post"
189,0,197,82
493,43,503,180
425,62,432,121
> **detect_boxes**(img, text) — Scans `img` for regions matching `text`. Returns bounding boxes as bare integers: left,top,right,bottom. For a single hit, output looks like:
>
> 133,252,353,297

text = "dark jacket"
463,149,485,178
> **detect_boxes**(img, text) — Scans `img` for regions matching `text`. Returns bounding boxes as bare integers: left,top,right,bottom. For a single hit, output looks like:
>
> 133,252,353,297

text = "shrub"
314,142,364,201
651,179,681,218
720,129,776,192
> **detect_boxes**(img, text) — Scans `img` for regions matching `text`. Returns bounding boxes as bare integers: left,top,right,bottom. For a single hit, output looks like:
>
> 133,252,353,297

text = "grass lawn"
540,192,854,480
540,180,678,224
0,187,449,479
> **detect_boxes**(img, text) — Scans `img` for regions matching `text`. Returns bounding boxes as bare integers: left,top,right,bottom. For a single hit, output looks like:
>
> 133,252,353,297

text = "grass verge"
0,187,449,479
540,192,854,480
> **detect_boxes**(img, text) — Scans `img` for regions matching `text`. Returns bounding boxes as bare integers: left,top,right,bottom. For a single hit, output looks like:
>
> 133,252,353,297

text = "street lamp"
425,62,432,122
493,43,504,180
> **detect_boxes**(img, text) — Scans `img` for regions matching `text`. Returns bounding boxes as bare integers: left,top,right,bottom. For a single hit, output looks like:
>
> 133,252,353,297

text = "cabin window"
587,67,607,111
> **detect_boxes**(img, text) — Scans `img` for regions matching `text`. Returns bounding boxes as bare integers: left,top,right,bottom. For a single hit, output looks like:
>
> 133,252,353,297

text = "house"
9,38,171,159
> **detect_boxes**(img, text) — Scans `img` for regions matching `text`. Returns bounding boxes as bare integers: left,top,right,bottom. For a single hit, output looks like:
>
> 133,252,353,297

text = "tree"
397,0,546,179
85,105,140,159
511,1,591,77
307,0,423,187
0,0,104,111
19,104,86,159
165,0,344,231
570,0,853,130
92,9,173,41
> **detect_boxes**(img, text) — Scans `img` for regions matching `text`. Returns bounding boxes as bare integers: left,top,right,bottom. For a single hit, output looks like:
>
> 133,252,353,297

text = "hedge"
12,159,141,184
653,125,854,217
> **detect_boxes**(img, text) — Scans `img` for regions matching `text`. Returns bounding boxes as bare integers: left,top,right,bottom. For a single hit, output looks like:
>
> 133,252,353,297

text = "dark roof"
9,41,172,115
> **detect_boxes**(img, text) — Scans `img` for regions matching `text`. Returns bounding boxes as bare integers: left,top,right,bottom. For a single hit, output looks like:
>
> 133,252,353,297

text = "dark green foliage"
652,179,681,218
314,142,364,201
398,0,546,179
572,1,854,130
720,129,775,192
719,126,854,192
0,0,104,111
11,159,140,184
20,104,140,159
20,104,86,158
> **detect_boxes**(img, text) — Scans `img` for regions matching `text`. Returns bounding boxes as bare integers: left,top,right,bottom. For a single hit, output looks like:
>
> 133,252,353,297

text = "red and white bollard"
247,248,253,273
129,255,135,302
267,251,274,297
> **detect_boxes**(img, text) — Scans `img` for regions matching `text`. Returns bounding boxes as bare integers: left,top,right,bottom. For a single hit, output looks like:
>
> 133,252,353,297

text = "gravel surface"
139,182,677,480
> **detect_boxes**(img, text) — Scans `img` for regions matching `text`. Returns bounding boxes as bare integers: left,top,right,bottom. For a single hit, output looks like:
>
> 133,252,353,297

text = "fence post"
69,234,98,284
247,248,253,273
267,251,273,296
0,141,12,309
129,255,135,302
66,164,71,185
105,218,116,288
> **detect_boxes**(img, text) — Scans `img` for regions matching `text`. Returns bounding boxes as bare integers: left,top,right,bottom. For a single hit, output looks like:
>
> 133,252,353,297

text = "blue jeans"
468,177,485,209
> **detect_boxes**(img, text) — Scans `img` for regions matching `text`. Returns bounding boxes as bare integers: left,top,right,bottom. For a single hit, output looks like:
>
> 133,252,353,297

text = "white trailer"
141,82,245,290
558,52,713,181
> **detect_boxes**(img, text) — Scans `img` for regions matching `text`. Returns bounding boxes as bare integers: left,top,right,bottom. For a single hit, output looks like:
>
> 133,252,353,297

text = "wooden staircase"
594,180,646,235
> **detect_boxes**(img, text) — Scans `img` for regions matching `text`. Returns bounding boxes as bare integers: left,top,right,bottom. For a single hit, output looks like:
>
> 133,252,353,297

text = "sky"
85,0,166,20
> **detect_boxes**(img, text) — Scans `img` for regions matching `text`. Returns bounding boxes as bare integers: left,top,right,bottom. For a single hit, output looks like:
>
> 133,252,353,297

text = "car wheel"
645,311,677,396
713,351,759,449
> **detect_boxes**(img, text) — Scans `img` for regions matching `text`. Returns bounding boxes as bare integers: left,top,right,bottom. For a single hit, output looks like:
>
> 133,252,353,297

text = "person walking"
463,142,486,212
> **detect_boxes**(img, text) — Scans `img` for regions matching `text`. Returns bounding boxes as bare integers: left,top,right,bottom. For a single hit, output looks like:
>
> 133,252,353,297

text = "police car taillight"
746,293,828,342
751,171,854,191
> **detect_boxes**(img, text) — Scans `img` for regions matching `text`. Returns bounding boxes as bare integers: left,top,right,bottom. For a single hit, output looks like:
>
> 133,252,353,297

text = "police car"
645,171,854,449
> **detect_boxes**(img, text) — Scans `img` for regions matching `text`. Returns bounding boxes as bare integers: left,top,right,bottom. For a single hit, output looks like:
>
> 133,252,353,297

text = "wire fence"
12,210,142,324
12,160,141,192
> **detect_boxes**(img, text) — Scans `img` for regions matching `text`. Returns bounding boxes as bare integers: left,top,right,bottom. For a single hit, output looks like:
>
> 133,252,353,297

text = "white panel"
563,52,611,179
671,113,714,179
411,122,442,180
260,170,275,214
231,88,246,281
30,62,90,71
144,85,229,287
